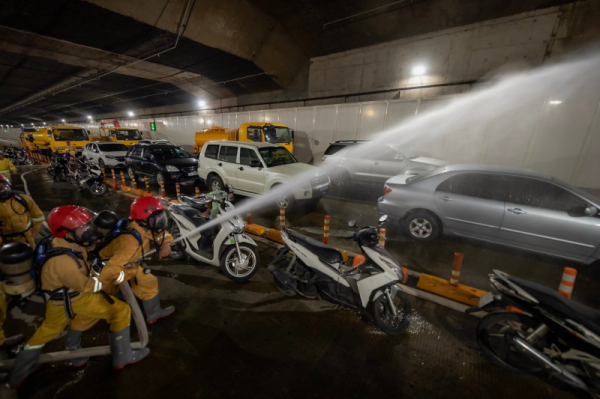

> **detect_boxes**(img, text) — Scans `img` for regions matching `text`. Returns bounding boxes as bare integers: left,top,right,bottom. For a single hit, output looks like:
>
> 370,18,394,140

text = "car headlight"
166,165,179,172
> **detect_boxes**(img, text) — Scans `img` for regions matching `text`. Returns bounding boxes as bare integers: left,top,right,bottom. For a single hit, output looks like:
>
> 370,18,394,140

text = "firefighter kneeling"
9,206,149,388
69,197,175,341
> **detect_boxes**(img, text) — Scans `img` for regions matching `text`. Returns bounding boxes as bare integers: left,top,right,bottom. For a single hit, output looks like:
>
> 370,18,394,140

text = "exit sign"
150,122,156,131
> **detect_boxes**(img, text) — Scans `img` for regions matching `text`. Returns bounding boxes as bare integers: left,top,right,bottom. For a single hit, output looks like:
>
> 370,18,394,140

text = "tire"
168,222,187,261
476,312,548,376
220,243,260,283
208,175,224,192
270,258,297,297
98,158,105,170
155,171,166,186
89,181,108,196
330,169,350,192
369,290,411,335
402,210,440,241
271,184,295,211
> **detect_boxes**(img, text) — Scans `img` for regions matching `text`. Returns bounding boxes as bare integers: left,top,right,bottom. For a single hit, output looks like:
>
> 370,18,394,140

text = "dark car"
125,142,199,185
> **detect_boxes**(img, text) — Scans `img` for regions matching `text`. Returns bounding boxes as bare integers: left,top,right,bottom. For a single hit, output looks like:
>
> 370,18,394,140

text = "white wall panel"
249,111,264,122
313,107,336,160
237,112,250,125
279,109,297,129
336,105,359,141
359,103,386,140
264,110,279,123
295,108,316,162
386,100,418,130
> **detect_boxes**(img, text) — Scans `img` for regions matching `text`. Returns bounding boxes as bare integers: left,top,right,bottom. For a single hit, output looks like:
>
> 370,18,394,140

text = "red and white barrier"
558,267,577,298
378,228,386,248
323,215,330,245
279,206,286,230
449,253,464,286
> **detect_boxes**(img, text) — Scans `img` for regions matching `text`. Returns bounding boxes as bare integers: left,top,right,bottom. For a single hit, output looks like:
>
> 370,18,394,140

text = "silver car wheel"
225,246,257,278
211,180,222,191
409,218,433,238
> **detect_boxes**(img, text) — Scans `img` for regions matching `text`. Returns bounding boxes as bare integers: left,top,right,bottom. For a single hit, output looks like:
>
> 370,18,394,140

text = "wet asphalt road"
0,165,593,399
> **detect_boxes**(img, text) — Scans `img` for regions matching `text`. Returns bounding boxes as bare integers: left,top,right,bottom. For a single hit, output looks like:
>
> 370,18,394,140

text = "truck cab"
35,126,90,155
19,128,37,152
98,127,142,146
193,122,294,154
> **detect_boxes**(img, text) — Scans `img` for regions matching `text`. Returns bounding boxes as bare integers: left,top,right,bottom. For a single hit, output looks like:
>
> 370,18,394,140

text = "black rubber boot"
142,295,175,324
1,334,24,347
109,326,149,370
66,330,88,367
9,347,42,388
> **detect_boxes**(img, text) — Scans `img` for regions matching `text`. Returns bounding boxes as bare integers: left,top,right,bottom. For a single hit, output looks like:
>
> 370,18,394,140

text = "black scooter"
468,270,600,396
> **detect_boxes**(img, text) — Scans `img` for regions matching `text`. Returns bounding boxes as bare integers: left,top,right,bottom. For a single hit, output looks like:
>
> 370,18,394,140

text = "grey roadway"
0,166,591,399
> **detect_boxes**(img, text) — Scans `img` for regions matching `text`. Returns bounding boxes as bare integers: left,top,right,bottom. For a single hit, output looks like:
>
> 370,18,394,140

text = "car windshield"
258,147,297,167
406,166,448,183
115,129,141,140
151,146,190,160
54,129,88,141
99,143,128,152
263,126,292,143
324,144,348,155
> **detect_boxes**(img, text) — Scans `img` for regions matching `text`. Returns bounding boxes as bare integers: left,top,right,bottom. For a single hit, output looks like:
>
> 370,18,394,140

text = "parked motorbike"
467,270,600,396
268,215,411,335
66,158,107,196
167,185,260,282
47,155,69,182
8,150,33,166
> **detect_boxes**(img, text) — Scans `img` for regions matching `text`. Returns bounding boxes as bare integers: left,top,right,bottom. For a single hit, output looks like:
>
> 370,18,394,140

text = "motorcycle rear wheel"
89,182,107,196
370,291,411,335
476,312,547,376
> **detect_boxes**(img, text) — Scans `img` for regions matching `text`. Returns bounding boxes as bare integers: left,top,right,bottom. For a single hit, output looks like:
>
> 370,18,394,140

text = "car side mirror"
28,137,33,142
291,130,295,139
250,160,262,168
348,220,356,227
584,206,598,217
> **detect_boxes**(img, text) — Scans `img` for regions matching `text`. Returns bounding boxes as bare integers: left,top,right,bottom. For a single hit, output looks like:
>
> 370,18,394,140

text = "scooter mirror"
348,220,356,227
378,215,388,224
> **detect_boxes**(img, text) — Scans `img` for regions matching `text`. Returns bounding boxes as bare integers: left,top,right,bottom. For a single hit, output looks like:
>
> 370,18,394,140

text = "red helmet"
47,206,98,245
130,197,168,232
0,175,10,187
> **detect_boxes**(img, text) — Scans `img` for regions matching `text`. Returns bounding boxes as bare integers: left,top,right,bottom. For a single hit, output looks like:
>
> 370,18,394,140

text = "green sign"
150,122,156,131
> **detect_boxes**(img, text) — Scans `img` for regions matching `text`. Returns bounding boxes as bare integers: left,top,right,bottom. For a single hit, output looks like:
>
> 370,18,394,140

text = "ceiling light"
412,65,426,76
87,115,92,119
198,100,206,108
128,111,134,117
62,119,66,123
43,122,46,125
31,123,34,126
21,124,24,127
549,100,562,105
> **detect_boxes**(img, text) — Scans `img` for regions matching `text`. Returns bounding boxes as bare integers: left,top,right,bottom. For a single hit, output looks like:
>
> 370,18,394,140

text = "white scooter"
167,186,260,282
268,215,411,335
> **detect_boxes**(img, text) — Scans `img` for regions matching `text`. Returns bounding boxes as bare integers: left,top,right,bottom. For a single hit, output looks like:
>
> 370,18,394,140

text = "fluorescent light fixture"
43,122,46,125
128,111,134,117
62,119,66,122
31,123,34,126
549,100,562,105
21,124,24,127
412,65,426,76
87,115,92,119
198,100,206,108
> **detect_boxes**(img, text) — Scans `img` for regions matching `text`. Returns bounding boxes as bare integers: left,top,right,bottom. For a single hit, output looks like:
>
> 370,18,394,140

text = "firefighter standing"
0,175,45,248
0,151,17,177
9,206,149,388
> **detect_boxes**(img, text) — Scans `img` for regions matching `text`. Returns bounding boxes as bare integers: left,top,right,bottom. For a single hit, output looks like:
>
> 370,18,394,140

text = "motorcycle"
47,155,69,182
268,215,411,335
467,270,600,396
167,185,260,282
66,158,107,196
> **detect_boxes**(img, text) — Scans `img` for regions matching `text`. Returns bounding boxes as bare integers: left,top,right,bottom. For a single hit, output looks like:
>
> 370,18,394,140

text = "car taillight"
383,186,392,196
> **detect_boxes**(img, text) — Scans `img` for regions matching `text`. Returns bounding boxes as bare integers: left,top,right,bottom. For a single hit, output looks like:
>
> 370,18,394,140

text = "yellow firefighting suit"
0,194,45,248
25,238,130,348
0,159,16,177
69,221,171,331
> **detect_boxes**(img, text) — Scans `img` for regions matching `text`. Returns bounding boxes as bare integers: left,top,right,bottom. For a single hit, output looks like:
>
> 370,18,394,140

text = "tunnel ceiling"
0,0,579,125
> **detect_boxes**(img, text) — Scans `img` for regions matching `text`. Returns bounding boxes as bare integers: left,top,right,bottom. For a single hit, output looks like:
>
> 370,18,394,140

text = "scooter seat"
508,275,600,336
180,195,208,212
287,229,342,265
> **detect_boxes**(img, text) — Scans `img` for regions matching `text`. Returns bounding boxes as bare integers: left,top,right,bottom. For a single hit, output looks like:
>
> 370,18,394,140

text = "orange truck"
193,122,294,154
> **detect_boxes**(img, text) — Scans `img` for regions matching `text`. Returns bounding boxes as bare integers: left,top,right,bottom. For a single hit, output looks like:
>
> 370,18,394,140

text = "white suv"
198,141,329,209
82,142,129,170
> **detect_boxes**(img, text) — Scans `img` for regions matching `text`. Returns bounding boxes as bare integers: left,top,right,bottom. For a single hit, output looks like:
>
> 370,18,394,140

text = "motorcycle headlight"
391,266,404,281
166,165,179,172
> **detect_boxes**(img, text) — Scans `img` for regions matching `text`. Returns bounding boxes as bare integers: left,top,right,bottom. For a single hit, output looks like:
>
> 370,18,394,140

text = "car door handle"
438,196,452,202
507,208,527,215
238,167,244,171
218,163,223,167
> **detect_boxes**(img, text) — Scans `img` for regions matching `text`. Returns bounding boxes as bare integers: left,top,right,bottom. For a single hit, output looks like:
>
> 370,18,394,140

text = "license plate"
188,171,198,176
319,184,329,192
478,292,494,308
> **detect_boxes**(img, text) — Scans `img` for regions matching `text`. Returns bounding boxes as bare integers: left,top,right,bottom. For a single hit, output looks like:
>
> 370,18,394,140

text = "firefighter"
0,151,16,177
0,175,45,248
69,197,174,339
9,206,149,388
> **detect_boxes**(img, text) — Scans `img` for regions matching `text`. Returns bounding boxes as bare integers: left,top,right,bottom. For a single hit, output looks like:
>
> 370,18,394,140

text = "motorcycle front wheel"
168,223,187,260
370,290,411,335
220,243,260,283
89,181,108,196
476,312,547,376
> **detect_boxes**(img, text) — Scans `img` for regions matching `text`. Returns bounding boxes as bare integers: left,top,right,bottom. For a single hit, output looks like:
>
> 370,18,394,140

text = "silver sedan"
378,164,600,264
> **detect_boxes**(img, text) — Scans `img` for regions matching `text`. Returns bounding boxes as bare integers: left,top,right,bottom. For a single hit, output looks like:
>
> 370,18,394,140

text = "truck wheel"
208,175,224,192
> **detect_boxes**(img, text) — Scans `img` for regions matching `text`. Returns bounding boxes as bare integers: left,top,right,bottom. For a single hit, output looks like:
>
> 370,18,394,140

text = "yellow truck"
91,120,142,146
32,126,91,156
193,122,294,154
19,128,37,152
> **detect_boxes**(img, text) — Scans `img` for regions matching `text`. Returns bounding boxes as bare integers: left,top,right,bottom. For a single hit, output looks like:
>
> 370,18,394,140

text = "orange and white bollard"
323,215,330,245
558,267,577,298
195,187,201,199
130,171,138,190
144,176,151,194
246,199,252,225
279,206,286,230
101,166,106,181
120,171,127,187
175,182,181,199
449,252,464,286
111,169,118,188
160,179,166,198
378,228,386,248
